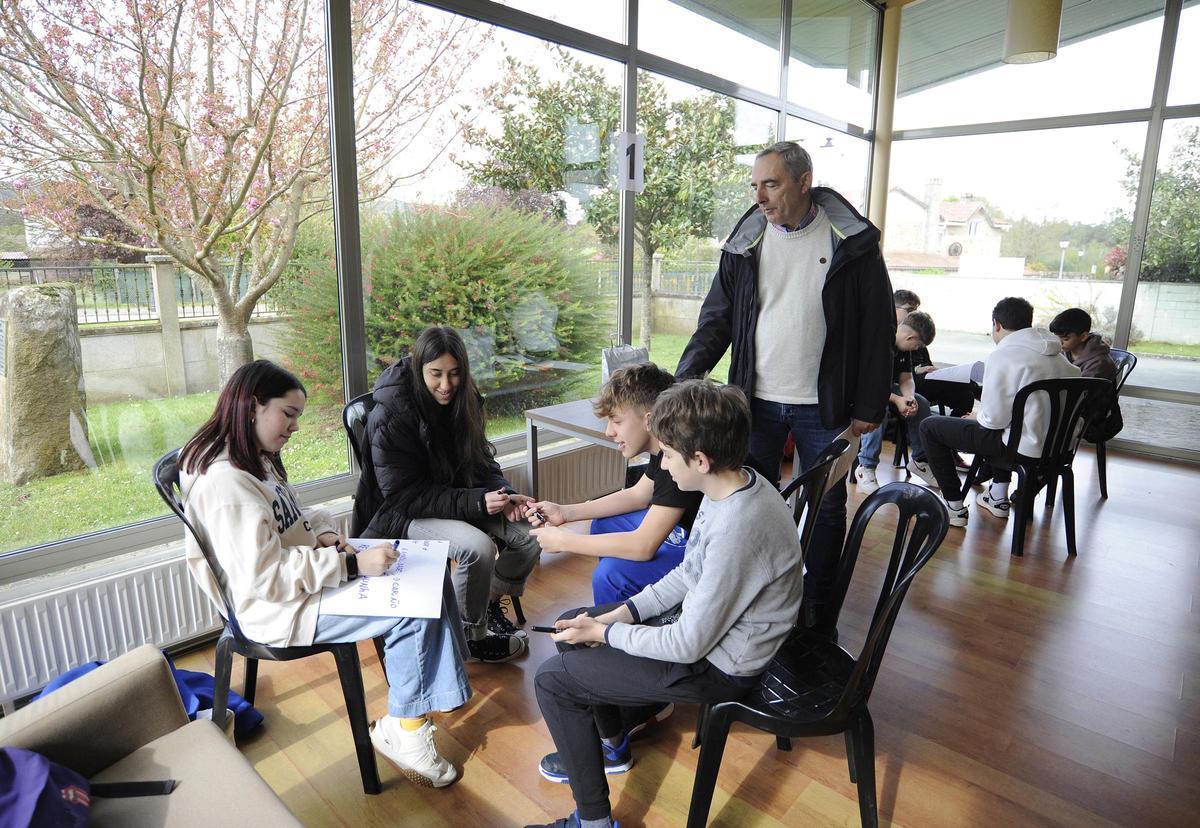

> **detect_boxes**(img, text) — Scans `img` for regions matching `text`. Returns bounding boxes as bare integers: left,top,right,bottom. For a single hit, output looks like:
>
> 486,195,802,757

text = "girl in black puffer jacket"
353,326,541,662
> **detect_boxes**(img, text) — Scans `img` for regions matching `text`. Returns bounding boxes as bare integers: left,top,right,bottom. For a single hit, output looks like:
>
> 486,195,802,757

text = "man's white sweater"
752,208,833,404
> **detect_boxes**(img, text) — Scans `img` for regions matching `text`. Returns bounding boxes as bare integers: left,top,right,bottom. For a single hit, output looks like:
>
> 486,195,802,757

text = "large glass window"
0,0,343,555
894,0,1164,131
1168,0,1200,105
350,7,622,440
631,72,775,377
1124,119,1200,409
787,117,871,213
494,0,626,42
639,0,781,95
789,0,879,128
884,124,1145,369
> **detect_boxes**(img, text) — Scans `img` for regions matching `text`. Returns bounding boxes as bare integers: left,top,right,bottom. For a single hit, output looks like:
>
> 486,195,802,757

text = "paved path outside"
935,331,1200,395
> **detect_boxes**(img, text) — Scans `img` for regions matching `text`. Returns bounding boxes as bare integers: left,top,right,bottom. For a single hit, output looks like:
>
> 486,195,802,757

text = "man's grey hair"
756,141,813,181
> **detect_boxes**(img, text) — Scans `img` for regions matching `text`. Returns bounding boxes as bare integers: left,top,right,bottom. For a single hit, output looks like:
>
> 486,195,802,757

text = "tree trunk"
215,313,254,387
638,244,654,352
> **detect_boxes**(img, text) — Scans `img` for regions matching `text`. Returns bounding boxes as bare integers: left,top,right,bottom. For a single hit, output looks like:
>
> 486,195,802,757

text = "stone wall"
79,317,289,403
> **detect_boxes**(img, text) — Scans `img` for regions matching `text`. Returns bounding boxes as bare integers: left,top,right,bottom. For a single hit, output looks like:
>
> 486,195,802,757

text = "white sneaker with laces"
370,717,458,788
945,502,969,528
906,459,939,489
855,466,879,494
977,491,1011,519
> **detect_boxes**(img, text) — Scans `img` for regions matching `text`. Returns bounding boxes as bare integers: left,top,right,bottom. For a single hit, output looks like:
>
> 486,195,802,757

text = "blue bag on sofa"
34,655,263,738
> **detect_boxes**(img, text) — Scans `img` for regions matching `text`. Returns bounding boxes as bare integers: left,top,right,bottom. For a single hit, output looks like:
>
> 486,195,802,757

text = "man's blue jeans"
858,388,931,468
748,398,848,631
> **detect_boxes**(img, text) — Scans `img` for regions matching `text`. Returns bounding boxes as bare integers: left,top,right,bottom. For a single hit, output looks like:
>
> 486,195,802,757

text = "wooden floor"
177,446,1200,827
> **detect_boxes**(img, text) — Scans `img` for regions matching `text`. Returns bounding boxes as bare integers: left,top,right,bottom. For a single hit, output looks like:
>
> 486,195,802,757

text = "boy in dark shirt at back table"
1049,307,1124,442
854,310,940,494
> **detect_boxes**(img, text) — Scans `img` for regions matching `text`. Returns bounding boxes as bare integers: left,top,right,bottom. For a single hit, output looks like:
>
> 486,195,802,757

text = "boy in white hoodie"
918,297,1079,526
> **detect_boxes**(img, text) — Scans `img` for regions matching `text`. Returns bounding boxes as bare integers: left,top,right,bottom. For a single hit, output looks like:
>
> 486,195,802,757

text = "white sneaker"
946,502,969,528
977,491,1011,520
370,717,458,788
855,466,879,494
906,459,939,489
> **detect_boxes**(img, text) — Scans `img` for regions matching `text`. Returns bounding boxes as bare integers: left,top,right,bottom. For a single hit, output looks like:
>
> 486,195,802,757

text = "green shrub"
363,204,607,388
272,217,345,404
273,205,608,407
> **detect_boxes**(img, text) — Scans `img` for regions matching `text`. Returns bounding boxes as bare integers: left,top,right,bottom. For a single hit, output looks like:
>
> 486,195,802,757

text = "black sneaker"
538,733,633,783
466,633,527,663
487,597,527,639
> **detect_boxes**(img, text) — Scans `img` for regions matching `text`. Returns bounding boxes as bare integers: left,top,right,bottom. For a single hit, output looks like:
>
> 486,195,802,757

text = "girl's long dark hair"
410,326,495,485
181,359,307,481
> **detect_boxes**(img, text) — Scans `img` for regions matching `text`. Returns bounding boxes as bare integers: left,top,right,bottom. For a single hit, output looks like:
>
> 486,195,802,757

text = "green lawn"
1129,340,1200,359
1,330,725,555
0,395,348,554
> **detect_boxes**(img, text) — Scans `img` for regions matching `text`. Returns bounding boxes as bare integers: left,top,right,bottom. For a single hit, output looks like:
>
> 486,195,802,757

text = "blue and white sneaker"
538,733,633,784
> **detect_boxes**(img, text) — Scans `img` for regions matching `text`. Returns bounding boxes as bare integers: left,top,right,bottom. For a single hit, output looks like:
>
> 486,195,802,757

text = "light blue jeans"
858,387,931,468
314,569,471,718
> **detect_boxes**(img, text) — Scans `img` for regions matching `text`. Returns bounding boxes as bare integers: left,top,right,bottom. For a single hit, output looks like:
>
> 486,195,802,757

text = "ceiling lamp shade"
1003,0,1064,64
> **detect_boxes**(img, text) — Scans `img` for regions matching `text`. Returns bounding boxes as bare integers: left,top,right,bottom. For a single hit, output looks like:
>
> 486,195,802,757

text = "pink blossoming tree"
0,0,484,381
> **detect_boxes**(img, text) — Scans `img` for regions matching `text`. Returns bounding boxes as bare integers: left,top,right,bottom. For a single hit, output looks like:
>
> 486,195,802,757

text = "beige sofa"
0,644,299,827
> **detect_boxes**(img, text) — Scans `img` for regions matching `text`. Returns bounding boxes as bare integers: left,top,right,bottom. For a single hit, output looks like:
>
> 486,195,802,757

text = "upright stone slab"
0,285,92,485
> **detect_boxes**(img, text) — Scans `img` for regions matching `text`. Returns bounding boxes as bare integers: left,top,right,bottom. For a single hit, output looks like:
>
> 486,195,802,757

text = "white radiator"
0,443,623,707
501,442,626,506
0,555,223,706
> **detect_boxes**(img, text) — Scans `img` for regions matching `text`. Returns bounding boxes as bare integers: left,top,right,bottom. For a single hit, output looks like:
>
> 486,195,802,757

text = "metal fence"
1,264,157,323
175,270,278,319
2,263,277,323
584,258,718,297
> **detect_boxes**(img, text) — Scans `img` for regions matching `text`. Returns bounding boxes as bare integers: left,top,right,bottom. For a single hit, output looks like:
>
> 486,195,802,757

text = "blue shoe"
538,734,634,784
524,812,620,828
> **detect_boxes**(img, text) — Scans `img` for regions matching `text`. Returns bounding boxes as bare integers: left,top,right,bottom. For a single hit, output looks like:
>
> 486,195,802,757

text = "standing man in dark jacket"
676,141,894,632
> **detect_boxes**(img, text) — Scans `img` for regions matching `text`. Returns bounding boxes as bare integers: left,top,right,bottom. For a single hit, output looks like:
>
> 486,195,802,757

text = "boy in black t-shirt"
854,311,941,493
527,364,702,606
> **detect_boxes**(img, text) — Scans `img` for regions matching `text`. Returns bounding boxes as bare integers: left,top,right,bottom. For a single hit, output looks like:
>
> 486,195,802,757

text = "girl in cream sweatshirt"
179,359,470,789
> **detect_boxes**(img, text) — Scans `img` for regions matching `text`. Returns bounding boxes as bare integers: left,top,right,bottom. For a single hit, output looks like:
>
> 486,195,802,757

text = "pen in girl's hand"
529,625,559,633
391,539,400,551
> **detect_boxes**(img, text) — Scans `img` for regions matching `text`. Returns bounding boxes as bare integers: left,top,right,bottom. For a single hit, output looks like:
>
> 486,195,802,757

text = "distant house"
885,178,1011,258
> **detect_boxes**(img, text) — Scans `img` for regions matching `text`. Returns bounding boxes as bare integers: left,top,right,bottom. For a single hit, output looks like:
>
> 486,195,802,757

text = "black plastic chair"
686,483,950,828
884,403,911,469
1093,349,1137,499
781,436,853,563
152,449,383,795
689,437,853,753
963,377,1111,557
341,393,527,626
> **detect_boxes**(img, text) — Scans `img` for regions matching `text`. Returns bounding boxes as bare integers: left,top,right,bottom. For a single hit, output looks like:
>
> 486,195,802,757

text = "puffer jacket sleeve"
849,248,896,425
369,407,490,524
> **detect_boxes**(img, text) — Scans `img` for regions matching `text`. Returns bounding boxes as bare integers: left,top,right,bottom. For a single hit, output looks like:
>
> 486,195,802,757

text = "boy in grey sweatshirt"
525,380,804,828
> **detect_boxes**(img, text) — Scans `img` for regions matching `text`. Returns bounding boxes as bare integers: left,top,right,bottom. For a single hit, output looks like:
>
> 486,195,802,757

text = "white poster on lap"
320,539,449,618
